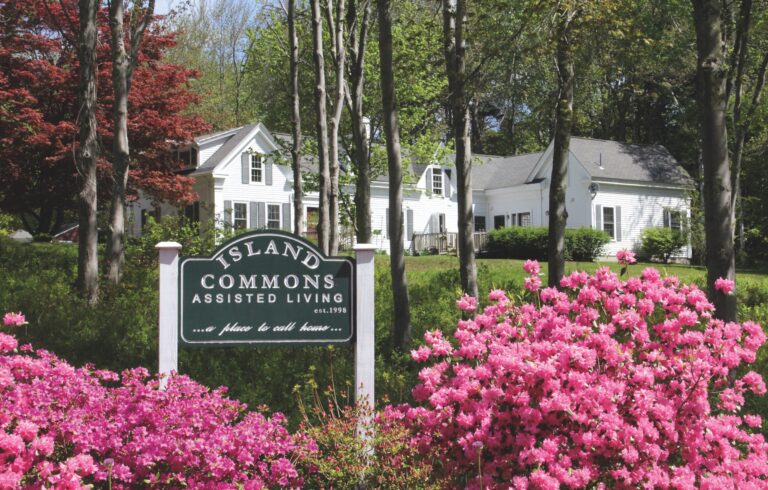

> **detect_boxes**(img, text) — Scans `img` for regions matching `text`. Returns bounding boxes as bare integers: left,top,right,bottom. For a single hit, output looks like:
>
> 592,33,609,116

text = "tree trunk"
443,0,478,299
107,0,130,285
691,0,736,321
347,0,372,244
378,0,411,350
76,0,100,305
288,0,304,236
326,0,346,254
548,8,574,287
311,0,331,254
107,0,154,284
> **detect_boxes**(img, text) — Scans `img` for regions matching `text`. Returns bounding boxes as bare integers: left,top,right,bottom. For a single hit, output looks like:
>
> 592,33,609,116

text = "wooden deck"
412,232,488,255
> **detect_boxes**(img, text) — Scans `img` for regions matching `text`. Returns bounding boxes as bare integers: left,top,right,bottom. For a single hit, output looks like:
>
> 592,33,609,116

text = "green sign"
179,231,354,345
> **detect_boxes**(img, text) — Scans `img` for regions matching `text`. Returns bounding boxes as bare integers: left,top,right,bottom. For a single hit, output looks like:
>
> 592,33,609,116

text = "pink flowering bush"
0,324,315,489
390,262,768,488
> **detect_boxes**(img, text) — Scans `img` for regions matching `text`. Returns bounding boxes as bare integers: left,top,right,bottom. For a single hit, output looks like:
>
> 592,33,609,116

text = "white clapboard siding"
592,183,690,257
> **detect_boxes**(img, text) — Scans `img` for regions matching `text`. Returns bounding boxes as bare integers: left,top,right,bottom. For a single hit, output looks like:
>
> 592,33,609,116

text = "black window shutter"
224,200,233,226
242,154,249,184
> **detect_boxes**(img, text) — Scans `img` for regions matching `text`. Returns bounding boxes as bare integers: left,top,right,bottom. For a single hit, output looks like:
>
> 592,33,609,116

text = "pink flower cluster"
715,277,736,295
396,264,768,488
2,312,26,327
616,249,637,266
0,331,315,489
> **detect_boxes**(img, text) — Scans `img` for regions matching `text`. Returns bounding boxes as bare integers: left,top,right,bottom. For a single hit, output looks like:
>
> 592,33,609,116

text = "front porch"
411,232,488,255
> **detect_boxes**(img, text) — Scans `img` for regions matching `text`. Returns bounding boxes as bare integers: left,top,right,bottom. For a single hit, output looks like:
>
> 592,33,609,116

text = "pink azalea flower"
616,249,637,265
2,312,27,327
714,277,735,295
456,294,477,311
523,259,540,276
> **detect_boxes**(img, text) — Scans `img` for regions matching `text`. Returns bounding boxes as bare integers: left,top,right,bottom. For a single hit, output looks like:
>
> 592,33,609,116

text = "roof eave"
591,177,694,190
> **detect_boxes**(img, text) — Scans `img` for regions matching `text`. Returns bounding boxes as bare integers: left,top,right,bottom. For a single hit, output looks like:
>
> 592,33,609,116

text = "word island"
179,231,354,345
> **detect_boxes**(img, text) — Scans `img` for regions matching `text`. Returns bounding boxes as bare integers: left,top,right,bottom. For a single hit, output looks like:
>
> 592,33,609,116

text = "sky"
154,0,178,15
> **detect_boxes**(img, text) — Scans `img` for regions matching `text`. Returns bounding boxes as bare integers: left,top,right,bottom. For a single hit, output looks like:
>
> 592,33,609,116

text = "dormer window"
432,169,443,195
250,154,263,183
177,147,197,167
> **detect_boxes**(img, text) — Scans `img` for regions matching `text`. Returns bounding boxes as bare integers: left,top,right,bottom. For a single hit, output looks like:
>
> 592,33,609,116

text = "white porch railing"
412,232,488,255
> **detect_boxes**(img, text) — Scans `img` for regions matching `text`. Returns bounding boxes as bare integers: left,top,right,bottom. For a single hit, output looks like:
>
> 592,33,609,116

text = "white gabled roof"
191,123,279,176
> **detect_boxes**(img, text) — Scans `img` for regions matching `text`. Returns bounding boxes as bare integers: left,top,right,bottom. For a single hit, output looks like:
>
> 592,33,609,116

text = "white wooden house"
130,123,460,252
472,137,693,258
130,125,692,259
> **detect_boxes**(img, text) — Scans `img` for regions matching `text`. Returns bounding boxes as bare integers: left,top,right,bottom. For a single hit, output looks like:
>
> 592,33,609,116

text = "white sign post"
353,243,376,444
156,238,376,434
157,241,182,389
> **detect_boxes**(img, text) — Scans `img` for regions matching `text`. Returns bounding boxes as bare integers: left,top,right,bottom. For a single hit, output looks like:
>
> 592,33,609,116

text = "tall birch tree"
378,0,411,349
346,0,372,244
106,0,155,284
76,0,100,305
547,2,576,287
325,0,346,254
311,0,331,254
286,0,304,236
691,0,737,321
442,0,478,299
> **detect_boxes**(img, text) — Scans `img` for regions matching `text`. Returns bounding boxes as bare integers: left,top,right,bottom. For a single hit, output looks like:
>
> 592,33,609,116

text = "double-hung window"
250,154,263,183
494,215,505,230
233,202,248,229
518,212,531,227
474,216,486,232
602,206,616,240
432,169,443,196
267,204,281,229
664,209,682,232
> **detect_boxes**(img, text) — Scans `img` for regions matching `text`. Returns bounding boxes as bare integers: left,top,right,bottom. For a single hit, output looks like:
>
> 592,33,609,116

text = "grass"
399,254,768,286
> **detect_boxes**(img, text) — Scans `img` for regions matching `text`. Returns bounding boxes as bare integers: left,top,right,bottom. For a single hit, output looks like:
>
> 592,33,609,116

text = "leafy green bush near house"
640,227,688,263
487,226,609,262
566,227,612,261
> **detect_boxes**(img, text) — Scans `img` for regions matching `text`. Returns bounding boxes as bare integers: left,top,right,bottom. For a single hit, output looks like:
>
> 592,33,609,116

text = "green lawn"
398,254,768,284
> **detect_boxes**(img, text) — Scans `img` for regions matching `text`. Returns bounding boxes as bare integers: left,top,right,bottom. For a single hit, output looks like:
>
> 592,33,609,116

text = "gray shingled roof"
472,152,543,190
569,137,692,186
192,124,258,175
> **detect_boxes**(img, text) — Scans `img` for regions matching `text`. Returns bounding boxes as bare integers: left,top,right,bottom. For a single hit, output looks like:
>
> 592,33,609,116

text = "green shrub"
640,227,687,263
565,227,611,261
0,211,21,235
487,227,549,260
487,226,609,262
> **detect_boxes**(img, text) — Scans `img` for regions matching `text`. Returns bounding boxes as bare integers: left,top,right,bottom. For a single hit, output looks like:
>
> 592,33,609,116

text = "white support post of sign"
353,244,376,444
157,241,182,390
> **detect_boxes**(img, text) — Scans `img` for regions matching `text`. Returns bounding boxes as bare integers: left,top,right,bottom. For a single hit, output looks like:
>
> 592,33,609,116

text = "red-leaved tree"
0,0,209,236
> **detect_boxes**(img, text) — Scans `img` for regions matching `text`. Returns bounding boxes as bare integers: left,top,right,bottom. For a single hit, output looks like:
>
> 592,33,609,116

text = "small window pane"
602,207,615,239
234,203,247,229
666,210,682,231
267,204,281,229
432,171,443,195
250,155,263,183
519,212,531,227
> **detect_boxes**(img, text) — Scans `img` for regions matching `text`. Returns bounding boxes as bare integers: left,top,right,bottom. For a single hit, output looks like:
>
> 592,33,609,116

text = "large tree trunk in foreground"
76,0,100,305
378,0,411,350
347,0,372,244
692,0,736,321
106,0,154,284
547,8,574,287
326,0,346,254
288,0,304,236
311,0,330,254
443,0,478,299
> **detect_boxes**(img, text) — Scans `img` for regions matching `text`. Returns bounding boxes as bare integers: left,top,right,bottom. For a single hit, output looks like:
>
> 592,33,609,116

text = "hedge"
486,226,610,261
